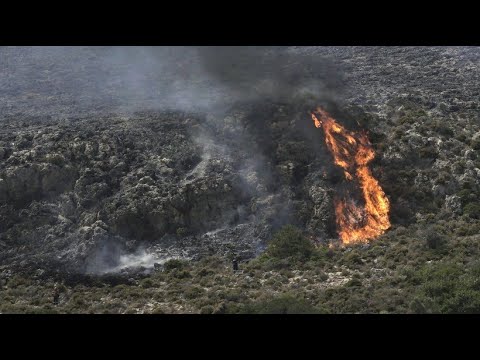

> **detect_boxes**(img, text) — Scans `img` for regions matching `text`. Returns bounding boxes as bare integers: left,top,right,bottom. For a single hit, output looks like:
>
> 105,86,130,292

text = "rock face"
0,105,338,275
0,46,479,277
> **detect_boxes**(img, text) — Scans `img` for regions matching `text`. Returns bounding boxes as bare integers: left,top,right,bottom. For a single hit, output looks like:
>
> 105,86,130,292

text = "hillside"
0,46,479,313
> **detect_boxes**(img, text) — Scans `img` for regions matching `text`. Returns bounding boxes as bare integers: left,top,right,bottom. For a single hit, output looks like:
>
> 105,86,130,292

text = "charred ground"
0,47,479,313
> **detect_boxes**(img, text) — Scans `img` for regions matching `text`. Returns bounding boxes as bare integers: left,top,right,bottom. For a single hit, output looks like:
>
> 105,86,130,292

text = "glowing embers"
311,107,390,244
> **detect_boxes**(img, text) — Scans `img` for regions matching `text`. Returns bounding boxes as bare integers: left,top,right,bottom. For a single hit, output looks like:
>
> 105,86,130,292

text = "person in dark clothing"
232,259,239,271
53,284,60,305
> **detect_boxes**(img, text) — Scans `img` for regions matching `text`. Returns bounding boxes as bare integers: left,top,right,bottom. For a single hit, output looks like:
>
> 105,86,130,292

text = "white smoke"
98,250,184,274
84,238,187,275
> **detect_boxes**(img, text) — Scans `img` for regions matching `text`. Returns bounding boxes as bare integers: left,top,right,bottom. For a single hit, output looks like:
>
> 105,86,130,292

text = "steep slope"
0,46,479,295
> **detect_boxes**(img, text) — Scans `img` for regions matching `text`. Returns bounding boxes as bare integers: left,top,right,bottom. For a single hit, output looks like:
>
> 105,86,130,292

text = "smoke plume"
0,46,344,119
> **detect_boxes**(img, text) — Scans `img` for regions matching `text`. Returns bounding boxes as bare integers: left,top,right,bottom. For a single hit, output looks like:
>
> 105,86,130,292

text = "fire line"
310,107,390,244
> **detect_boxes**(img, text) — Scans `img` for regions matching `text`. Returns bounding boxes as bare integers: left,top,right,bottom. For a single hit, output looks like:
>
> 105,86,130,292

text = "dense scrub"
1,47,479,313
2,220,480,314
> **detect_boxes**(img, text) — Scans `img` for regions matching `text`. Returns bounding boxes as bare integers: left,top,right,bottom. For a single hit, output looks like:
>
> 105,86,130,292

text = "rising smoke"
0,46,345,119
84,234,184,274
1,46,347,273
195,46,345,107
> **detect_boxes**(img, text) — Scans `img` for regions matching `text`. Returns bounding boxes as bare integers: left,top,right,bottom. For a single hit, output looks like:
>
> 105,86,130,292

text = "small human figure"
52,283,60,306
232,258,239,271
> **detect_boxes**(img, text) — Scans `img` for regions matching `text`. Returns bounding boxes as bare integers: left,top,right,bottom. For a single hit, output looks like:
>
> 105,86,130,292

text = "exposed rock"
0,46,479,278
445,195,462,215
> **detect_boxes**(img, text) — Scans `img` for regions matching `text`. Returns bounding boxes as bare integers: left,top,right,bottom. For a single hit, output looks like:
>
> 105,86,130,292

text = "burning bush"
310,107,391,244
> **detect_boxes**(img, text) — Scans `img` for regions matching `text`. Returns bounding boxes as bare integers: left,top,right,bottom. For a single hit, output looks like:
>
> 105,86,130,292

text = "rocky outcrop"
0,105,337,275
1,46,479,278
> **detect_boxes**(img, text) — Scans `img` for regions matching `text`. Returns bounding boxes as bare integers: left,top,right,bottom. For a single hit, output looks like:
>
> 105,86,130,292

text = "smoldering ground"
0,46,350,274
84,238,182,275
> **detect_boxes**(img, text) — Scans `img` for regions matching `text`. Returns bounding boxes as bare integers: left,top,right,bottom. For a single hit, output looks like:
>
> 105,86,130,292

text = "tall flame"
311,107,390,244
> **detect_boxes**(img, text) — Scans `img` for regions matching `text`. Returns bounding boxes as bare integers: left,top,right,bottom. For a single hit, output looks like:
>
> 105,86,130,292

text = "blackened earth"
0,46,479,282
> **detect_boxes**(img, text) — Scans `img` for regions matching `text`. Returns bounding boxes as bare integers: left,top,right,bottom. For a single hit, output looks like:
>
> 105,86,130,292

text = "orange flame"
311,107,390,244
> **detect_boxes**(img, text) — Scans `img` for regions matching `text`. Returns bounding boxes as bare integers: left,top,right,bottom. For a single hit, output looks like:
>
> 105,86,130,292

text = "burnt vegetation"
3,219,480,314
1,47,480,313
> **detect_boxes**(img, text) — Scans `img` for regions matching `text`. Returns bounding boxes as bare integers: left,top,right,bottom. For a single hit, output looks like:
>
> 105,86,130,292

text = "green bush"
413,262,480,313
170,269,191,280
443,289,480,313
176,227,187,237
260,257,292,271
140,278,154,289
458,189,474,205
163,259,188,272
435,122,454,137
200,305,214,314
409,299,428,314
344,251,363,265
265,225,314,261
184,286,205,300
455,132,467,143
7,275,30,288
471,138,480,151
196,267,215,277
241,294,324,314
463,203,480,219
346,278,363,287
422,226,448,250
163,259,192,280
